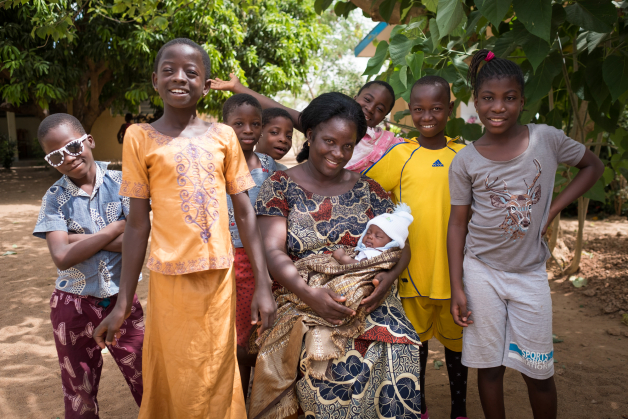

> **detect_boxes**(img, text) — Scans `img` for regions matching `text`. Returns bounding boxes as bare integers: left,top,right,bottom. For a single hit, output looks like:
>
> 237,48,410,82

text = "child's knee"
522,374,555,393
478,366,505,381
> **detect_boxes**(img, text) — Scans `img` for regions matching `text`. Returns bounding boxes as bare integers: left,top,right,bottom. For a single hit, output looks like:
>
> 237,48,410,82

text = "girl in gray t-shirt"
447,49,604,419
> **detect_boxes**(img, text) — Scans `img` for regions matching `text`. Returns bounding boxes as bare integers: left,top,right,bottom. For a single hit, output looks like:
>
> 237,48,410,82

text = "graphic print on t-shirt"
485,159,542,240
432,159,444,167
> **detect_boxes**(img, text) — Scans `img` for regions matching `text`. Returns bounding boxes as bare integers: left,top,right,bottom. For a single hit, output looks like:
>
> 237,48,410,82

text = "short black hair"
222,93,262,123
125,113,133,122
468,49,525,97
153,38,212,79
356,80,396,113
410,75,451,101
296,92,367,163
262,108,294,127
37,113,86,146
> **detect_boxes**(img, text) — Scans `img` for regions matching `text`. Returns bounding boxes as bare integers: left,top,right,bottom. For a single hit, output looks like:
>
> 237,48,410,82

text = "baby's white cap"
363,203,413,249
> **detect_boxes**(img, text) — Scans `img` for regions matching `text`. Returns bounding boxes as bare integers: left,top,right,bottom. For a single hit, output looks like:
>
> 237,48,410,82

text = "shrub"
0,134,17,170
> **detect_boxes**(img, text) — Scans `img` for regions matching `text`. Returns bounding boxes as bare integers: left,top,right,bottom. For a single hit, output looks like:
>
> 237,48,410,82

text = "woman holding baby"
250,92,422,419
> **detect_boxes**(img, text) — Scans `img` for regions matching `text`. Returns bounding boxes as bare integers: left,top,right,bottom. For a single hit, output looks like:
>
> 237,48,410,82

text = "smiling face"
362,224,391,248
409,84,453,138
152,44,210,109
225,104,262,152
474,77,525,135
41,124,96,181
258,116,293,160
354,84,394,128
307,117,357,178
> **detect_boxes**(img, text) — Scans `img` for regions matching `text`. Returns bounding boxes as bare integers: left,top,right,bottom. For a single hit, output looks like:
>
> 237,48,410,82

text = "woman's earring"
306,141,310,146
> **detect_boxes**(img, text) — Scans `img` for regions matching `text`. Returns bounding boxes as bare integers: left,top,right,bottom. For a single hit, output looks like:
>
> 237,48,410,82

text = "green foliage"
603,55,628,103
565,0,617,33
0,135,16,170
436,0,465,39
475,0,511,27
512,0,552,43
316,0,628,209
364,41,390,75
0,0,325,129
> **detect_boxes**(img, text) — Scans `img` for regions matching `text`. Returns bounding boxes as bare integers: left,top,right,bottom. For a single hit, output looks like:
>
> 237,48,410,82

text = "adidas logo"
432,159,444,167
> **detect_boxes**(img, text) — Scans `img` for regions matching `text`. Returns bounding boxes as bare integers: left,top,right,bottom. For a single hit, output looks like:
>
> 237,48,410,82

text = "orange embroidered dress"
121,123,255,419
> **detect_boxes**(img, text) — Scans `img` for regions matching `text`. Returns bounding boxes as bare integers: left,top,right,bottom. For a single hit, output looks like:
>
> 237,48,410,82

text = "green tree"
314,8,370,97
319,0,628,273
0,0,326,132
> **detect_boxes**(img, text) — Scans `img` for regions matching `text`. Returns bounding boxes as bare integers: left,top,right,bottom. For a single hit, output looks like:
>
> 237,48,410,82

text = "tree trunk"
564,196,590,275
546,86,561,255
349,0,425,23
71,60,114,133
548,212,561,253
564,132,603,275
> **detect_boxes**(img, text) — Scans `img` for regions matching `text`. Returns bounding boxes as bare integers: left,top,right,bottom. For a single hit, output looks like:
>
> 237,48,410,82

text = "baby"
333,203,413,264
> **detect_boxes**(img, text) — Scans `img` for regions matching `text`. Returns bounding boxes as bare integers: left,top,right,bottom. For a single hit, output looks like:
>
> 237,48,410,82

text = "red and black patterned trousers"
50,289,144,418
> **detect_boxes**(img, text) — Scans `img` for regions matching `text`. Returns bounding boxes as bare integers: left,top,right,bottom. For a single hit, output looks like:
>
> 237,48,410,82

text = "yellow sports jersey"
363,137,465,300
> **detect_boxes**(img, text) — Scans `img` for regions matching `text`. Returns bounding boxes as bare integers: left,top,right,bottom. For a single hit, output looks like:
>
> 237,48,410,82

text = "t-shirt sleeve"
362,144,402,192
449,153,473,205
33,187,68,239
255,173,289,218
365,178,395,216
551,126,586,166
120,125,150,199
223,126,255,195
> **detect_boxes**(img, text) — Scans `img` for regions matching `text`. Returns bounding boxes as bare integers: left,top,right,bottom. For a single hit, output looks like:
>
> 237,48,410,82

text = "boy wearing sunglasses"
33,113,144,418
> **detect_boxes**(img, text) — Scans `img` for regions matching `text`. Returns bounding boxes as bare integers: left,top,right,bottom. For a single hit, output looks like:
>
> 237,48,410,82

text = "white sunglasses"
44,134,89,167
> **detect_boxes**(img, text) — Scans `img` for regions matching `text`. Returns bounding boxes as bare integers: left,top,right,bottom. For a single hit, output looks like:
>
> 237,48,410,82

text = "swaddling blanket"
248,247,402,419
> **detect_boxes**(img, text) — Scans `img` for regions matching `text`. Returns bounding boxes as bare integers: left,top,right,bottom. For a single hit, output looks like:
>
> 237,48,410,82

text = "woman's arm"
542,149,604,235
210,73,303,132
231,193,277,333
46,220,125,271
93,198,151,348
257,215,355,325
360,241,410,313
447,204,473,327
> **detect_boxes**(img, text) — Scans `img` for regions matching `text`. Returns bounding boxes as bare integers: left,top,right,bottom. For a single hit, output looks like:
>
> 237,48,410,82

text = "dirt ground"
1,167,627,419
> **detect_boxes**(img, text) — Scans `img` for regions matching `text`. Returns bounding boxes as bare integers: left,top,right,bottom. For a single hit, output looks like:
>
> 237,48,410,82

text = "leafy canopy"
0,0,326,131
318,0,628,207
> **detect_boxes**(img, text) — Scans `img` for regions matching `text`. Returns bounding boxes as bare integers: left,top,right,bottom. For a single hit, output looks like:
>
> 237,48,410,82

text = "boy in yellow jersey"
363,76,468,419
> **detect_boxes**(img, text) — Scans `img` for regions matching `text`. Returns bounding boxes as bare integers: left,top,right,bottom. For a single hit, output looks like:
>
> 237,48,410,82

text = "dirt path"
1,168,627,418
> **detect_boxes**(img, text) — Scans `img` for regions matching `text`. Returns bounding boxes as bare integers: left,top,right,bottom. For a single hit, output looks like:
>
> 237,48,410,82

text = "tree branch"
72,1,89,22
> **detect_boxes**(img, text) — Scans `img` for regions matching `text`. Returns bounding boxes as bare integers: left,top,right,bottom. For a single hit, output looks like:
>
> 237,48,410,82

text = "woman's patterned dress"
256,171,422,418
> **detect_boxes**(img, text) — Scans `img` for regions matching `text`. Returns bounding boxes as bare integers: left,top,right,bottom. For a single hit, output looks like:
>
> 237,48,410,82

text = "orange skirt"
139,267,246,419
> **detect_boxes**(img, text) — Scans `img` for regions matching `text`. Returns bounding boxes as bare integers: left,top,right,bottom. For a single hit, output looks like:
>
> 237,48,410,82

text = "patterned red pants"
234,247,255,348
50,289,144,418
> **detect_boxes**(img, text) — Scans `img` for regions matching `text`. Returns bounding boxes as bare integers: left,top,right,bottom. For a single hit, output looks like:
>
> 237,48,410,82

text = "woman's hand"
209,73,241,92
303,287,355,325
450,286,473,327
360,270,396,313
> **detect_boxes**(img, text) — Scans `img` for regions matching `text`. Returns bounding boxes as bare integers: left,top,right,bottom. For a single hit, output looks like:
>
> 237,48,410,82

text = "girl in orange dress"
94,38,276,419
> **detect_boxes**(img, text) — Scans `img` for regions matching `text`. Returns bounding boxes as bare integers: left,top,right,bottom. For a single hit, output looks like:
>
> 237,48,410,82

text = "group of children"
33,37,603,419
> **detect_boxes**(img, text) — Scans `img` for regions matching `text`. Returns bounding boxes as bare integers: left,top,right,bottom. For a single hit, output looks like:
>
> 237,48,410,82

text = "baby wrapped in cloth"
248,204,413,419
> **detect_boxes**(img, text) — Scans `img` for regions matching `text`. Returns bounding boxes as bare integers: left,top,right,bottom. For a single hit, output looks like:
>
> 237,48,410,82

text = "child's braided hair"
467,49,525,98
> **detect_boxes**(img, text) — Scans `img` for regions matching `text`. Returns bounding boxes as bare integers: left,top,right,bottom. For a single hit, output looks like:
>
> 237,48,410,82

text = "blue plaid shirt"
33,161,139,297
